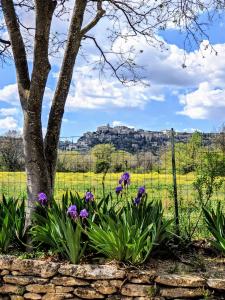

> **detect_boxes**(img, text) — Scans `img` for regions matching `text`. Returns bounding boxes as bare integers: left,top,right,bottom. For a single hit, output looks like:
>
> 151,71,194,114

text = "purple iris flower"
134,197,141,206
37,192,48,206
115,186,123,194
85,192,94,202
67,205,78,219
138,186,145,197
133,187,146,206
79,209,89,219
119,172,130,186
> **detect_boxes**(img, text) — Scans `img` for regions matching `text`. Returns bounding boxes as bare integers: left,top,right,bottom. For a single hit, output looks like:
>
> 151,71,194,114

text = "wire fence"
0,128,225,238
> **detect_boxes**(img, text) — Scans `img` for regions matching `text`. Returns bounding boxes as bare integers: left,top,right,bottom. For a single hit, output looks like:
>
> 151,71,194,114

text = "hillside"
59,125,213,154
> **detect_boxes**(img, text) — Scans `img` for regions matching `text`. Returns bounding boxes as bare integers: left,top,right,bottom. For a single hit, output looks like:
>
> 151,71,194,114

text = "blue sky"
0,7,225,137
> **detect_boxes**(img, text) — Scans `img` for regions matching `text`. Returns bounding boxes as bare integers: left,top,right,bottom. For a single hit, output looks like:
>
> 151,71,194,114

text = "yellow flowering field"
0,171,195,203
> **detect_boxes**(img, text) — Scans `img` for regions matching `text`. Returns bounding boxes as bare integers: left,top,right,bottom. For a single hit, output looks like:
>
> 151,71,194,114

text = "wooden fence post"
171,128,180,236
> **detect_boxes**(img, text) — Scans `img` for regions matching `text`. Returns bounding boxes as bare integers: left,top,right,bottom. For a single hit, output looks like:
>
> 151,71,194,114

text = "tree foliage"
160,131,203,174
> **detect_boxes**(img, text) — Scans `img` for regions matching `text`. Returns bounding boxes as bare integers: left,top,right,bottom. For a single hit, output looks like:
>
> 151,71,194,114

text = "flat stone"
59,264,125,280
51,276,89,286
24,294,42,300
0,285,25,295
110,280,124,289
0,256,14,270
74,287,104,299
132,297,165,300
11,259,60,278
9,296,24,300
207,278,225,290
0,270,9,276
42,293,74,300
91,280,117,294
26,284,55,293
121,284,152,297
128,270,156,284
155,274,205,287
91,280,123,295
3,275,48,285
55,286,74,293
11,272,22,276
0,296,10,300
160,288,205,298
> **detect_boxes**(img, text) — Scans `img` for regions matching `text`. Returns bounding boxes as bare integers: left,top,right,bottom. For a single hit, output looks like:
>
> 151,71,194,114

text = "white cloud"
42,127,47,137
1,34,225,121
112,121,135,128
62,37,225,114
62,66,163,110
62,118,69,123
111,37,225,120
0,84,19,105
176,42,225,119
178,82,225,119
181,128,202,133
0,83,53,107
0,117,18,132
0,108,18,116
51,37,225,120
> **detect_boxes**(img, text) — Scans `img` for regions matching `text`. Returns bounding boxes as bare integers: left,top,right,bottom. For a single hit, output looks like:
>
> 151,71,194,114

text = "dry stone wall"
0,256,225,299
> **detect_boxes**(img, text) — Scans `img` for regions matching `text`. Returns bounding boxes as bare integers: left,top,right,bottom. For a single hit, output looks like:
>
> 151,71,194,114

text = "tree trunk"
23,110,53,228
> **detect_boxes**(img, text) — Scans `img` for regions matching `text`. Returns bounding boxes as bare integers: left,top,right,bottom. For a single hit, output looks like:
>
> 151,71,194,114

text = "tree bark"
24,0,56,224
23,111,52,226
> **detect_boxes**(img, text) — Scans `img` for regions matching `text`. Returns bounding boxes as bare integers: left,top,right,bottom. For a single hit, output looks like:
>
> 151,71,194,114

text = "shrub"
95,160,110,173
87,195,171,264
0,196,26,252
30,192,87,263
203,202,225,254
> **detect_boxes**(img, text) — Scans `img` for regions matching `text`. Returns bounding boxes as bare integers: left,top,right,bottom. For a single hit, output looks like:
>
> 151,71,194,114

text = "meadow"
1,170,224,238
0,171,196,201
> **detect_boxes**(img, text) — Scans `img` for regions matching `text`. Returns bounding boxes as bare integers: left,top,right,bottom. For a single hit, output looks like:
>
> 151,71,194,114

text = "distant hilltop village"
59,125,213,153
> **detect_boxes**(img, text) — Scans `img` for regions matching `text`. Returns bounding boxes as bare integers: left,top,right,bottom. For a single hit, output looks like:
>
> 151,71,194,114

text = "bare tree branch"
0,37,10,45
80,0,105,36
84,34,143,84
0,37,11,61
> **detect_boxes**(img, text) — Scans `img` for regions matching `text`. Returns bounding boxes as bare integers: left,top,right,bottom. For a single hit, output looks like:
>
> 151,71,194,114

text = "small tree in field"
0,131,24,171
91,144,115,173
0,0,223,226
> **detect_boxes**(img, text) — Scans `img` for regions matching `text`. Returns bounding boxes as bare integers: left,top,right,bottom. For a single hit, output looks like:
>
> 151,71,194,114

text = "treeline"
57,144,157,173
0,134,157,173
161,131,225,176
1,131,225,175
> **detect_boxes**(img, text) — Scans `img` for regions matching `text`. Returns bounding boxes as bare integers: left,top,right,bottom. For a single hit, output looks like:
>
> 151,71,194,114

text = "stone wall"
0,256,225,299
